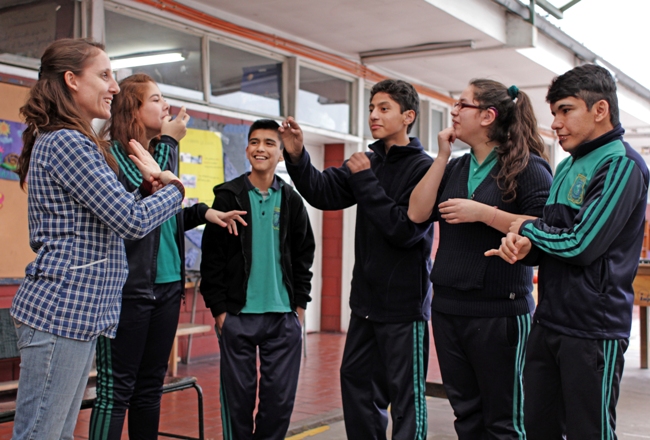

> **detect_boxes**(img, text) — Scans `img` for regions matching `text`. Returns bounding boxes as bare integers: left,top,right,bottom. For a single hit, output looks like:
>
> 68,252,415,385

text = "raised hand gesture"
127,139,181,190
127,139,161,183
437,127,455,160
279,117,304,163
161,106,191,142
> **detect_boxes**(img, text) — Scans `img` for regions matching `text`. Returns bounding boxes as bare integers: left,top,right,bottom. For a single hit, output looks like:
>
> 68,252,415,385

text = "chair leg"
157,382,205,440
193,382,205,440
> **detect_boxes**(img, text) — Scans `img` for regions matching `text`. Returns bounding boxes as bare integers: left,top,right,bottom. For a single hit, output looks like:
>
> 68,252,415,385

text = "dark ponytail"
470,79,548,202
17,38,118,189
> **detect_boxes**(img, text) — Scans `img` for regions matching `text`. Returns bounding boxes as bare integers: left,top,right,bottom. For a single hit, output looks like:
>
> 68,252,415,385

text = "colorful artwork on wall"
0,119,25,182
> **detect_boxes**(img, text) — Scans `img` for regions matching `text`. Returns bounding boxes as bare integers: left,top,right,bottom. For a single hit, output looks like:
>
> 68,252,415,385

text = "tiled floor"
0,327,441,439
2,310,649,439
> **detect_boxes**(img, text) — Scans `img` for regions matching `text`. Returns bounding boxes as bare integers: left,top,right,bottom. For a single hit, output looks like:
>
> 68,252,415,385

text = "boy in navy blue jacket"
280,79,433,439
488,64,649,439
200,119,315,440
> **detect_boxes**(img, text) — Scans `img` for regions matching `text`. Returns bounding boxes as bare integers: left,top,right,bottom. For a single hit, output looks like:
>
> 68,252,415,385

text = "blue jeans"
12,320,96,440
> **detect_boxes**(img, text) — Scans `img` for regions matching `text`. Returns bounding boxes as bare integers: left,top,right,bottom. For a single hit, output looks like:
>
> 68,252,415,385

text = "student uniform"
518,125,649,439
284,138,433,440
90,137,209,440
200,174,315,440
429,150,552,439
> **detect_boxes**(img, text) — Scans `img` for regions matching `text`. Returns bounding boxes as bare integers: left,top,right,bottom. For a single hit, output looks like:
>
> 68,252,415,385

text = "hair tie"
507,85,519,100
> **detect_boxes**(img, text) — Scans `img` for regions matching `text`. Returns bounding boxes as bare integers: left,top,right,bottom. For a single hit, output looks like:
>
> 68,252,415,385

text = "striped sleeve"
520,156,646,266
46,131,183,240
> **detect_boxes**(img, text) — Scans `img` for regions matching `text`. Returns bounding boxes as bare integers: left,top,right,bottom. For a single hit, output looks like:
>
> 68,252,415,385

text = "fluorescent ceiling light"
111,52,185,70
359,40,474,64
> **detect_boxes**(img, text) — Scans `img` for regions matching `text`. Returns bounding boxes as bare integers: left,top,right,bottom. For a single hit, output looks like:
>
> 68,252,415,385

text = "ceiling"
175,0,650,142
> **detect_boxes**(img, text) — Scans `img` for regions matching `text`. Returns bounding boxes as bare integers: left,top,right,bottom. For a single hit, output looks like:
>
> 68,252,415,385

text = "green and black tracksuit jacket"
520,124,649,339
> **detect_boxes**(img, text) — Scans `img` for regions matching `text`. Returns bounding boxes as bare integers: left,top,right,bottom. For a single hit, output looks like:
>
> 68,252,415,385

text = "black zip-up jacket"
115,137,209,300
284,138,434,323
199,174,315,317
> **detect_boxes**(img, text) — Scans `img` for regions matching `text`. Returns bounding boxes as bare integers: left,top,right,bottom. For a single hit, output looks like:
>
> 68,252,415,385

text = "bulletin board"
179,128,224,207
0,82,31,279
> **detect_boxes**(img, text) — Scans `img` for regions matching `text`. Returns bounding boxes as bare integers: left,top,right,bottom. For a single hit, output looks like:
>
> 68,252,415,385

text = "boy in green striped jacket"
487,64,649,439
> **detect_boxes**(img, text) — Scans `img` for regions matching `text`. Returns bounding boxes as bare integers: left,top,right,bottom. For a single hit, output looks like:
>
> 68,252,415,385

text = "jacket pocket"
431,249,489,291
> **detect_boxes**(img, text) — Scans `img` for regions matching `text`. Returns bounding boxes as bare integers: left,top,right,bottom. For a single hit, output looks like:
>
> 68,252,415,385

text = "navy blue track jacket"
284,138,434,323
520,125,649,339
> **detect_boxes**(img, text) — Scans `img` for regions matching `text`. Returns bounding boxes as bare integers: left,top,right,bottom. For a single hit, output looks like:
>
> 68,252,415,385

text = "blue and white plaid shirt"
11,129,183,341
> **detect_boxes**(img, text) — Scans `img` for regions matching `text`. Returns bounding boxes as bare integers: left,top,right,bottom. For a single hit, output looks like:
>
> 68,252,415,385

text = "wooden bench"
168,323,212,377
0,309,205,439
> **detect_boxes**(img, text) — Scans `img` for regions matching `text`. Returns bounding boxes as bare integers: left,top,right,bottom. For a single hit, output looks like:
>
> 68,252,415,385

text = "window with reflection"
209,41,283,117
0,0,77,68
409,112,421,141
298,67,351,134
105,10,202,99
430,108,443,152
363,87,372,139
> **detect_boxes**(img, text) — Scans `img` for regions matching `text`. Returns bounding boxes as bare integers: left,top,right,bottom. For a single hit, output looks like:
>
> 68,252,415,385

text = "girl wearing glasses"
409,79,553,439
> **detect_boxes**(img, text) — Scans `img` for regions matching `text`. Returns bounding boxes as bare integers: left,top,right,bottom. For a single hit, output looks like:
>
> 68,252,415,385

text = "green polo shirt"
467,148,498,198
241,176,291,314
155,216,182,284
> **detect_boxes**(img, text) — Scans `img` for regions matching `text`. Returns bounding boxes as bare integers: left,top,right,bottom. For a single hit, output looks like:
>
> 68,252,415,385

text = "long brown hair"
100,73,157,155
470,79,548,202
16,38,118,189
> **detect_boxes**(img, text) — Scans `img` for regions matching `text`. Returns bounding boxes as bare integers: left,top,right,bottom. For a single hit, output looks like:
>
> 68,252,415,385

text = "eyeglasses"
452,102,500,117
453,101,483,111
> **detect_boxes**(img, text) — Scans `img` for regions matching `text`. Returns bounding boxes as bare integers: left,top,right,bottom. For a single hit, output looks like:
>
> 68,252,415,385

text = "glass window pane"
363,88,372,139
0,0,76,66
209,41,282,117
409,113,420,140
430,109,443,152
105,11,202,97
299,67,350,134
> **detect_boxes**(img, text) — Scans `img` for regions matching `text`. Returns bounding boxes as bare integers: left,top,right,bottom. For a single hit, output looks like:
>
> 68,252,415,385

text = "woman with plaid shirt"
11,39,185,440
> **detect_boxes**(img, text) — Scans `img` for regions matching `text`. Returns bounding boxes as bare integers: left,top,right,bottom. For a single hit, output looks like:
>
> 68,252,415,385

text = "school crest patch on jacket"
568,174,587,205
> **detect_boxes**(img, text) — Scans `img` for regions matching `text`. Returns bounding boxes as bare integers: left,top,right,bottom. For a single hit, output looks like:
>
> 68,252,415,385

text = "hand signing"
439,198,486,224
484,232,532,264
437,127,456,159
346,152,371,174
161,106,190,142
127,139,161,183
278,117,304,162
205,209,248,235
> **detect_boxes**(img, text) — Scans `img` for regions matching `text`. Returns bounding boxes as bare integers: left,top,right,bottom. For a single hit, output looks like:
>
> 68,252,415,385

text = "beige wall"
0,82,31,279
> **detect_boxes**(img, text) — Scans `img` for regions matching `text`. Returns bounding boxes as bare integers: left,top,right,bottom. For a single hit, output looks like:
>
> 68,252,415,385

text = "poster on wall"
0,119,25,182
179,128,224,207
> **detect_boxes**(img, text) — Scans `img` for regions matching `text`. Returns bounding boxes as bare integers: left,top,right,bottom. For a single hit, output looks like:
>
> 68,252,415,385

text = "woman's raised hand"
127,140,181,191
127,139,161,183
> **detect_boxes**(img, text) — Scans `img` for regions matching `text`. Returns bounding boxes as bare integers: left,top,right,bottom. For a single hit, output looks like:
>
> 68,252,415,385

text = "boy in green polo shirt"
200,119,315,440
